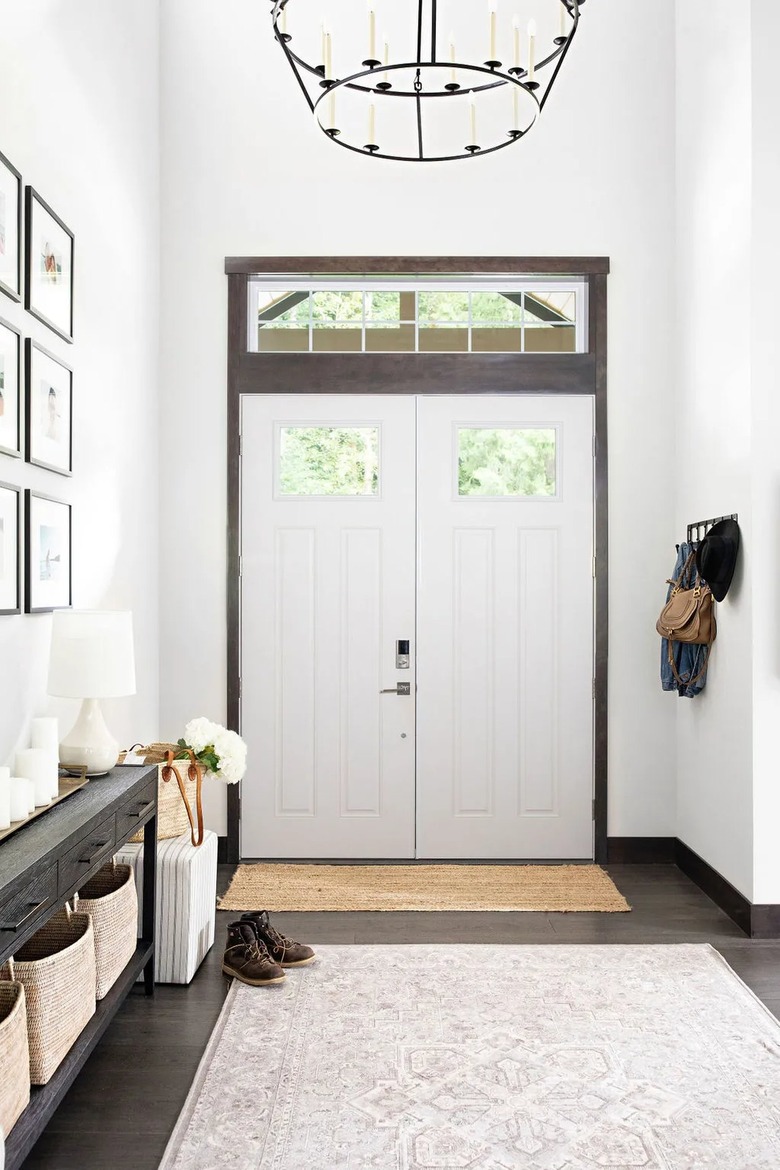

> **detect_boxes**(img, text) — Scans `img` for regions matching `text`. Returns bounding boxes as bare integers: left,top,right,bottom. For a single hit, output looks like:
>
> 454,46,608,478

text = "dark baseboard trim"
607,837,676,864
673,839,752,936
607,836,780,938
218,835,228,865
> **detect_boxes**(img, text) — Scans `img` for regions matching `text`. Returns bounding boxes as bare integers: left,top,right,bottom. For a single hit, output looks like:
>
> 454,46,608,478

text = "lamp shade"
48,610,136,699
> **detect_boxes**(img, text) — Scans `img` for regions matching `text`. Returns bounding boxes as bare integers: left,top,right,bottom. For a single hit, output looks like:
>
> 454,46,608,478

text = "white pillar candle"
9,778,29,822
0,767,10,830
30,717,60,799
527,19,537,82
15,748,52,808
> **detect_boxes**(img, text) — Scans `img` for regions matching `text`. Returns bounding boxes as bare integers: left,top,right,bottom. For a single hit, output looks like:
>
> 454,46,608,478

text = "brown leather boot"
223,922,286,986
241,911,316,967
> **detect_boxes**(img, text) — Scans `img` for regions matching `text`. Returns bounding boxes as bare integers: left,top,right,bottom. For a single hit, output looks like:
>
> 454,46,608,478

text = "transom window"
249,279,586,355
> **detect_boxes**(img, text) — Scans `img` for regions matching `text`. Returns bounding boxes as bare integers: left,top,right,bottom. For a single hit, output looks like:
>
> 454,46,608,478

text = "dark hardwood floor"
23,863,780,1169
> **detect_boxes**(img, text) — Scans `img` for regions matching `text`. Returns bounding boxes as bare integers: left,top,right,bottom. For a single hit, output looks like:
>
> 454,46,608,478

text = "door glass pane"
258,324,310,352
279,427,379,495
470,292,522,322
524,324,576,352
457,427,557,496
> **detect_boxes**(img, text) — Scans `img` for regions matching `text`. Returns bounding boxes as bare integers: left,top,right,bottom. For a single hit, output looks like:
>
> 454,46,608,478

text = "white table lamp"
48,610,136,776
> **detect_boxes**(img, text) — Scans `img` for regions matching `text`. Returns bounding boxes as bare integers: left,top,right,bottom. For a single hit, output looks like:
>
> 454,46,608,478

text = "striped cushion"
117,831,217,985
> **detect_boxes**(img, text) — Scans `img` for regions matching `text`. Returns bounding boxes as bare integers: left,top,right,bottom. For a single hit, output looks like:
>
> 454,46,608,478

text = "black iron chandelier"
271,0,584,162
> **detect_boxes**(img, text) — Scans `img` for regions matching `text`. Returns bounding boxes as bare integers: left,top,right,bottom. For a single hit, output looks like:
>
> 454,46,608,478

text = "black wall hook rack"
686,513,738,545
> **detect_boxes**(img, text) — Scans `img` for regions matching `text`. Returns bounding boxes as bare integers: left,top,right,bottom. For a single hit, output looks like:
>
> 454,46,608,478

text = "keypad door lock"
396,639,410,669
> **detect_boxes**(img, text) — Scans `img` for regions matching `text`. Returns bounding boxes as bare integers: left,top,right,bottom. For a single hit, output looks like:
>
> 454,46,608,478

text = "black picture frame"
0,480,21,615
0,316,21,458
24,489,72,613
0,149,22,303
25,338,73,476
25,187,74,344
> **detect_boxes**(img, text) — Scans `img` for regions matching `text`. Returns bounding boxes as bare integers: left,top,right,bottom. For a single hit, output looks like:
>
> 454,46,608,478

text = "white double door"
240,394,594,860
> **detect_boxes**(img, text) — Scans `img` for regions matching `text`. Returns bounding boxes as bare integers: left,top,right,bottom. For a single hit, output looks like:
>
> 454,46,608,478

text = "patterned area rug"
217,863,630,912
160,945,780,1170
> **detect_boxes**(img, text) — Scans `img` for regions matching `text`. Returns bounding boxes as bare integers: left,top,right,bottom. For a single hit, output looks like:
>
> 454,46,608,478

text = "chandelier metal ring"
271,0,583,163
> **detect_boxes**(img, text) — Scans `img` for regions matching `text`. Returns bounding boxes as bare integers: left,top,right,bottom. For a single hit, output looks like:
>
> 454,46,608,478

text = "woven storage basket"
75,862,137,1000
125,744,193,842
0,981,30,1135
4,909,96,1085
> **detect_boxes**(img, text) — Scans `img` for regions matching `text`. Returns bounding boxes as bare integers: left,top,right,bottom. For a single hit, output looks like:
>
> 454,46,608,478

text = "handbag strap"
667,637,711,689
162,748,205,847
667,550,697,594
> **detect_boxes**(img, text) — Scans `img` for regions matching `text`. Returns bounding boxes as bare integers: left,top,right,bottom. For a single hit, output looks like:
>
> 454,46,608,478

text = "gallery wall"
158,0,679,836
0,1,161,766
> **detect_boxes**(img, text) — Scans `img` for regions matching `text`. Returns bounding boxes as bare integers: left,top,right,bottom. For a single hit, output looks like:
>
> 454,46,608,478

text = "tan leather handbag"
657,551,717,686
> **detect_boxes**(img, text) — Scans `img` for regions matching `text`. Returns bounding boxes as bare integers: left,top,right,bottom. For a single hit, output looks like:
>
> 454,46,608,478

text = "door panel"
240,395,416,858
416,396,594,859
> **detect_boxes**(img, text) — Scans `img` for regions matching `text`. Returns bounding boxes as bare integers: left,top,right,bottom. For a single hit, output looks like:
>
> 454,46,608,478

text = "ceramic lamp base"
59,698,120,777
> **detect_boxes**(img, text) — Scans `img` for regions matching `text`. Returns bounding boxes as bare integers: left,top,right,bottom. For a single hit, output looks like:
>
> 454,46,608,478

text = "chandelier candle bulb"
368,3,376,61
512,84,519,130
280,4,287,35
560,0,566,37
325,30,333,78
0,767,10,830
488,0,498,61
367,101,376,145
469,98,477,143
9,778,29,823
383,37,389,84
449,32,457,83
527,19,537,82
513,15,521,67
15,747,52,807
321,22,327,70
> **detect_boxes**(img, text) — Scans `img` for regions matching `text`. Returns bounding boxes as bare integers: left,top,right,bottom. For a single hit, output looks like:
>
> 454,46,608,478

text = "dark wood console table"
0,764,158,1169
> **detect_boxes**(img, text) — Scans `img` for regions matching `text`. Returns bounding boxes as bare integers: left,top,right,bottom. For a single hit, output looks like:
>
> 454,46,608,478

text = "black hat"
695,519,740,602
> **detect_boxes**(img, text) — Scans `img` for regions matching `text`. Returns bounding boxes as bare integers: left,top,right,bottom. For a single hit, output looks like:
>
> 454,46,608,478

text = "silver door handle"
380,683,411,696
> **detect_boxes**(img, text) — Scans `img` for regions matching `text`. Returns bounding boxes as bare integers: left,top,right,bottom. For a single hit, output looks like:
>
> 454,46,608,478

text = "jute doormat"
218,863,630,912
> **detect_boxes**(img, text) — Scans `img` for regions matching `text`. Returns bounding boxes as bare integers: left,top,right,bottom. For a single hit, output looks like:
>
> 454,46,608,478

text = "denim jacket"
660,542,709,697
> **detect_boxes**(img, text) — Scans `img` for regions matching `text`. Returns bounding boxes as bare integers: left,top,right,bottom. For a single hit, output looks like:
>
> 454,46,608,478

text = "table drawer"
0,867,59,940
59,814,117,894
115,779,157,843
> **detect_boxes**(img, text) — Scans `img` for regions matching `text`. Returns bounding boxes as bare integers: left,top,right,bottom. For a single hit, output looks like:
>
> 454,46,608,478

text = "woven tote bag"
124,744,202,843
0,981,30,1135
75,862,137,999
1,907,96,1085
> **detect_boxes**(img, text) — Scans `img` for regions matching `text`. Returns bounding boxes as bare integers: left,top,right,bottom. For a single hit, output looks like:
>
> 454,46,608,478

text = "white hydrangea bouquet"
175,717,247,785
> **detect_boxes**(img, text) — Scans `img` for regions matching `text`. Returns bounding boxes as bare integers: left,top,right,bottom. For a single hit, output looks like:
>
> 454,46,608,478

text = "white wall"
0,1,161,766
159,0,679,837
675,2,780,904
749,0,780,904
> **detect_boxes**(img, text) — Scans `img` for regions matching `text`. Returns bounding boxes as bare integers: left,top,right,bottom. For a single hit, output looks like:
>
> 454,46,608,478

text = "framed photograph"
25,187,74,343
0,317,21,458
25,489,71,613
26,339,72,475
0,150,22,302
0,481,20,614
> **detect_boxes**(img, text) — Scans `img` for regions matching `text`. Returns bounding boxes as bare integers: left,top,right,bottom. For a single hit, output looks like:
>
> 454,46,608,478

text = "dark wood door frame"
225,257,610,865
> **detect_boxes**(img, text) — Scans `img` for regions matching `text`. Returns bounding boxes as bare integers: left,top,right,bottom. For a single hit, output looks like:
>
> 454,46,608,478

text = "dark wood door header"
225,256,611,276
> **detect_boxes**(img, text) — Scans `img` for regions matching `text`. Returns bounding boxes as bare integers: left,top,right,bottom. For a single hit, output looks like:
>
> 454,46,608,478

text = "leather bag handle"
162,748,205,848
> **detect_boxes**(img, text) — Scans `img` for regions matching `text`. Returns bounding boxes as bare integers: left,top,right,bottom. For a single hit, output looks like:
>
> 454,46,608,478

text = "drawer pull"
128,799,155,820
77,841,111,865
0,898,52,933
